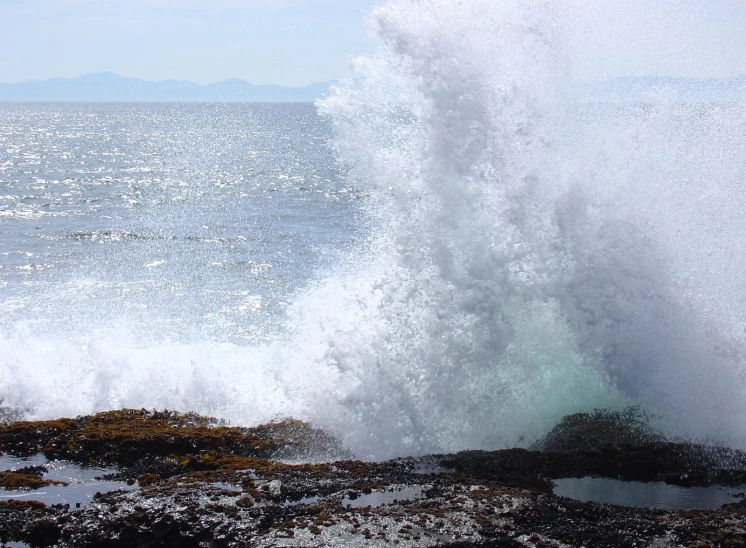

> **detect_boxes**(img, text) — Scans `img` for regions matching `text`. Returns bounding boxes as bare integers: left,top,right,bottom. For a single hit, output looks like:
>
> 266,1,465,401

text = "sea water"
0,102,363,425
2,0,746,460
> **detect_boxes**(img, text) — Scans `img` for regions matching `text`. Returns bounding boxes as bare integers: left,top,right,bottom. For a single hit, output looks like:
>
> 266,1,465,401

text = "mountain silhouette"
0,73,333,102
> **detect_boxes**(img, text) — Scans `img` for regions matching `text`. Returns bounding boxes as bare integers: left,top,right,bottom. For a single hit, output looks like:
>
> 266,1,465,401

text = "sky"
565,0,746,81
0,0,379,86
1,0,745,86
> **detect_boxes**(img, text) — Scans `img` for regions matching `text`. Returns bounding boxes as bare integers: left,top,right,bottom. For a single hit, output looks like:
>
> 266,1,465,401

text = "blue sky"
0,0,379,86
1,0,744,86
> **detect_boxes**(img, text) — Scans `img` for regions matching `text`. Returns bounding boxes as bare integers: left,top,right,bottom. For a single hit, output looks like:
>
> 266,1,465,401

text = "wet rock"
0,500,54,546
443,407,746,488
534,407,663,452
0,409,351,477
0,409,745,547
0,418,76,457
0,469,67,490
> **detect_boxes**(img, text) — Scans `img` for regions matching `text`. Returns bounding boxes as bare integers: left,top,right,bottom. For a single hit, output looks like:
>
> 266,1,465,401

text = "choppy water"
0,102,364,425
0,102,360,343
2,0,746,460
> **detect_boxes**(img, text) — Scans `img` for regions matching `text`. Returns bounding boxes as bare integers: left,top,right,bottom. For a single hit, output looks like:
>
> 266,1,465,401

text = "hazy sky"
0,0,379,86
566,0,746,81
1,0,744,86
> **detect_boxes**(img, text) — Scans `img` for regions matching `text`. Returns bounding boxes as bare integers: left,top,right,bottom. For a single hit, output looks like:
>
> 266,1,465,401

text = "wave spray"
289,0,746,458
2,0,745,460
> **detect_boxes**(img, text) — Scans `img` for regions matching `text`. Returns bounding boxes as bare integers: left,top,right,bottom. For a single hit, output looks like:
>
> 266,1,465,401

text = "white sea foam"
296,0,746,457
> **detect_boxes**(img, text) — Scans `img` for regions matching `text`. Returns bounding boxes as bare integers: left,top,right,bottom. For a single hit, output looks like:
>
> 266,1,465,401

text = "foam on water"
2,0,746,460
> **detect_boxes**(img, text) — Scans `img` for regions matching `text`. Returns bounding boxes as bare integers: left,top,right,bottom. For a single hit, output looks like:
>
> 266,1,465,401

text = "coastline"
1,409,745,547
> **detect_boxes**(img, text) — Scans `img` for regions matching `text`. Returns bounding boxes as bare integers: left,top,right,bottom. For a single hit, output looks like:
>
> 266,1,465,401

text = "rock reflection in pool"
553,477,745,511
343,486,425,508
0,454,136,508
0,480,137,508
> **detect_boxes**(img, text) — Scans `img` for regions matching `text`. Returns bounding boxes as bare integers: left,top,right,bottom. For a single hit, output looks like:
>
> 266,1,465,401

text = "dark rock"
0,470,67,490
0,409,745,546
0,409,351,478
534,407,663,452
0,500,54,546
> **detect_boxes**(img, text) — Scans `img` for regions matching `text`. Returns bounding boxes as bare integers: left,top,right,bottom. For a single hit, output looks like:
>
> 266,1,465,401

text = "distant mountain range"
0,73,743,103
0,73,333,102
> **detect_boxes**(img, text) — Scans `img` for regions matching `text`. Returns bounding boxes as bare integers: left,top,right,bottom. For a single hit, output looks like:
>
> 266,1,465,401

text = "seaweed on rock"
1,410,746,547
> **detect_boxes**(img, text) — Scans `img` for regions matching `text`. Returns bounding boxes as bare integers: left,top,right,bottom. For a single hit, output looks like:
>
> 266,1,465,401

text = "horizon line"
2,72,745,87
0,72,337,88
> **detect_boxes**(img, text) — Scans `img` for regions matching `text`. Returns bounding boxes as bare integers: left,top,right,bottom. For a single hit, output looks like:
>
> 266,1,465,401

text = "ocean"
2,1,746,461
0,102,360,345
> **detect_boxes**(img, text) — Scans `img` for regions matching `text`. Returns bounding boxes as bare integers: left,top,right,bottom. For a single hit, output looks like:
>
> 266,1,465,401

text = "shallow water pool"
553,477,745,511
0,454,136,507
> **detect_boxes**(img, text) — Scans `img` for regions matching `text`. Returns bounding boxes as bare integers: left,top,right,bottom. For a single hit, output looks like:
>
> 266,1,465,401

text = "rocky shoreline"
1,409,745,547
